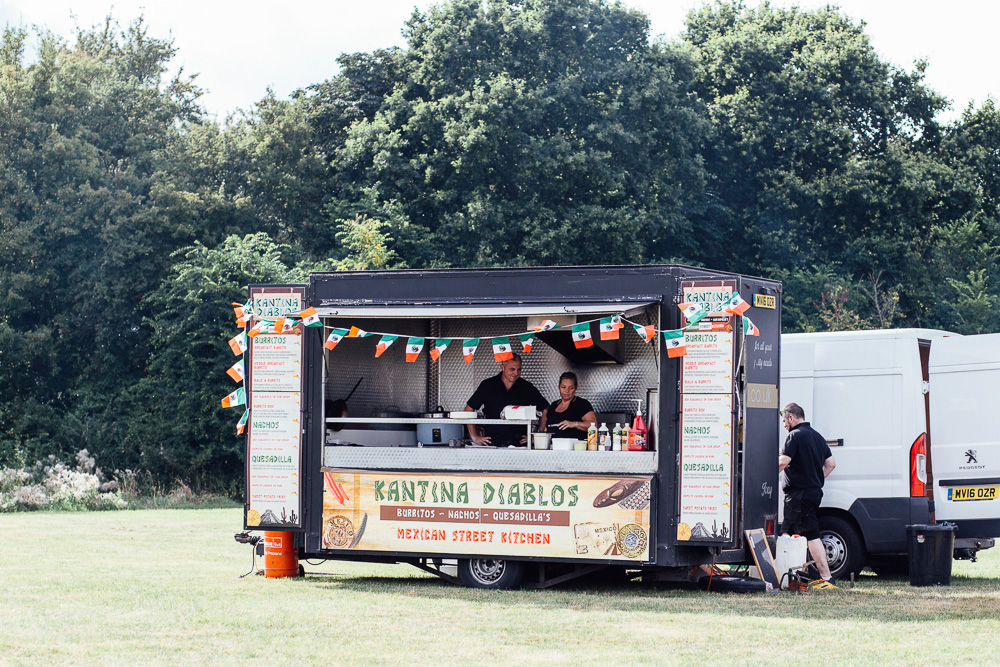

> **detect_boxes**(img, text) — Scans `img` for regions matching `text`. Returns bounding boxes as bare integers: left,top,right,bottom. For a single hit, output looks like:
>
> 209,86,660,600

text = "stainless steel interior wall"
323,310,660,419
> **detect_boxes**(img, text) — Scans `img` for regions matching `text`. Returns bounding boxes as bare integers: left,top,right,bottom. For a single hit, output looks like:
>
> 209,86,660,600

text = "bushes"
0,450,126,512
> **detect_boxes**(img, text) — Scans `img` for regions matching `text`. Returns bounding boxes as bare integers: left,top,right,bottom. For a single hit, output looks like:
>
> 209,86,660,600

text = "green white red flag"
324,328,348,350
430,339,451,361
348,326,369,338
518,333,535,354
663,329,687,357
232,301,252,328
246,320,272,338
633,323,655,343
405,337,425,362
236,409,249,435
462,338,479,363
375,334,398,357
532,319,559,332
723,292,750,316
221,387,246,408
599,316,620,340
298,307,322,327
678,302,707,325
572,322,593,349
492,337,513,362
226,358,245,383
742,315,759,336
228,331,248,355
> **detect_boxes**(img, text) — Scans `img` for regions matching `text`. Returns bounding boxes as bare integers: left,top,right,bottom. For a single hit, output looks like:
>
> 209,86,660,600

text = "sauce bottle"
621,423,630,451
612,423,622,451
597,423,609,451
631,400,647,451
587,422,598,451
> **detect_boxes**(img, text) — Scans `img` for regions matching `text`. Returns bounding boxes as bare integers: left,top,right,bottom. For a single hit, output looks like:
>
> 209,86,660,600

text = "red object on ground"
264,531,299,578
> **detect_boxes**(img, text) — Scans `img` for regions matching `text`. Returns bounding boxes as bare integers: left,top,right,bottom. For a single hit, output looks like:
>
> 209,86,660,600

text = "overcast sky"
1,0,996,123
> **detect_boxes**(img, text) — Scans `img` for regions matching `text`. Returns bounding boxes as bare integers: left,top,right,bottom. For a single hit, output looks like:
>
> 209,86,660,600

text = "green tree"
335,0,711,268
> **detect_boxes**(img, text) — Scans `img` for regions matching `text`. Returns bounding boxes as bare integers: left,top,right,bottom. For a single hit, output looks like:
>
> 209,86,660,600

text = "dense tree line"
2,1,998,491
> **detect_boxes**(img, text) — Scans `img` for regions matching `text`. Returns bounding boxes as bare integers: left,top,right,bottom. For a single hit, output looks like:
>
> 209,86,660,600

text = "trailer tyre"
819,516,866,580
458,559,524,590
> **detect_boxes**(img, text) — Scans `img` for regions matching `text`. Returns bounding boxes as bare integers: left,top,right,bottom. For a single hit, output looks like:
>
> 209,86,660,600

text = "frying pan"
327,377,363,431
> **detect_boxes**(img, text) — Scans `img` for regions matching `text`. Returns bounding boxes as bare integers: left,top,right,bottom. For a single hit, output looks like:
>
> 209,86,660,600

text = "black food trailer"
240,265,782,588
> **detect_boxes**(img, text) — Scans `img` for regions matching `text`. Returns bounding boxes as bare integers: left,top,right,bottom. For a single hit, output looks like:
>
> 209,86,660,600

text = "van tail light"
910,433,928,497
764,516,776,535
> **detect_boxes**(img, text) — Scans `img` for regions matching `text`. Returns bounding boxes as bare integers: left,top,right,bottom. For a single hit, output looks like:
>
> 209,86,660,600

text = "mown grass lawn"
2,508,998,665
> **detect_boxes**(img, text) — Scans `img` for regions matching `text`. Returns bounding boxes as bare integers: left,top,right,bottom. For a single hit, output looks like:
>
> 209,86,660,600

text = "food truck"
239,265,782,588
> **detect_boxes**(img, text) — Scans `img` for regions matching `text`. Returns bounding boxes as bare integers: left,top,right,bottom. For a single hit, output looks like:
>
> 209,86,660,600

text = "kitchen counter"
323,443,657,474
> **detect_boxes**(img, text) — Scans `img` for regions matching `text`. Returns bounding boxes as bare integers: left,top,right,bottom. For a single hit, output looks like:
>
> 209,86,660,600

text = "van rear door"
929,334,1000,542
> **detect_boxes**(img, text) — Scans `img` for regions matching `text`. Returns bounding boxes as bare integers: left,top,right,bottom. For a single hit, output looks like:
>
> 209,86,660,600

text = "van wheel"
819,516,866,580
458,559,524,589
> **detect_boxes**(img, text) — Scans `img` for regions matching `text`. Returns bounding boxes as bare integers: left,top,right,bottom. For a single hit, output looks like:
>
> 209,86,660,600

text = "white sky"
1,0,997,123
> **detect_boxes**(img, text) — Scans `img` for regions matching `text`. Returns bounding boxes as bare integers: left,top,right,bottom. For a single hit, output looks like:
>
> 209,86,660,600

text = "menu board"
245,286,305,530
320,470,653,561
682,331,734,394
677,395,734,541
676,280,738,545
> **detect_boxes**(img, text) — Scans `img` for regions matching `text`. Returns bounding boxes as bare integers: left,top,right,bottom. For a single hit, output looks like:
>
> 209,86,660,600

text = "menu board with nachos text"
320,470,653,561
676,280,738,545
245,286,305,531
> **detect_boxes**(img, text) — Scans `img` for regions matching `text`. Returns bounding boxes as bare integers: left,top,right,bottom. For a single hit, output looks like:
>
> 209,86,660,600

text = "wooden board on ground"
745,529,780,590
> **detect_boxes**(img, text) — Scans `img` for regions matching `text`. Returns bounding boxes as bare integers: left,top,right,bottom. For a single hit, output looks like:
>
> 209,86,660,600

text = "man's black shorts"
781,488,823,540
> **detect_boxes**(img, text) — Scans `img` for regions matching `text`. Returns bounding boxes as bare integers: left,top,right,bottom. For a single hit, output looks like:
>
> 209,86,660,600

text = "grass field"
3,508,999,665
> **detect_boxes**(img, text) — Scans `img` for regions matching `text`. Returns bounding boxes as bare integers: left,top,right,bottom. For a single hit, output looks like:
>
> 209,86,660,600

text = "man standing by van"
779,402,837,587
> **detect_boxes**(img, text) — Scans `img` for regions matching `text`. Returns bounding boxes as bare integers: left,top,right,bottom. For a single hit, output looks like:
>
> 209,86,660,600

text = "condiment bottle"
612,423,622,451
621,423,630,451
598,423,609,451
631,400,647,451
587,422,598,451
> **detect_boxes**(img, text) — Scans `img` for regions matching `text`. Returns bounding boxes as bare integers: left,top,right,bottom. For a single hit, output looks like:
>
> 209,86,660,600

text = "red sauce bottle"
630,400,647,451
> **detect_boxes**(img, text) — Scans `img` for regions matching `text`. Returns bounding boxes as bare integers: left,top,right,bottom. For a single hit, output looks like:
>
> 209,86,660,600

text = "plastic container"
552,438,576,451
263,531,299,578
532,433,551,450
612,423,622,451
596,423,609,451
907,523,956,586
630,401,647,451
774,535,809,588
587,423,598,451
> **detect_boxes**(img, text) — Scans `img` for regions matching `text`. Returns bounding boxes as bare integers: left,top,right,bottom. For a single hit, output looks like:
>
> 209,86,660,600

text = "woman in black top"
538,372,598,441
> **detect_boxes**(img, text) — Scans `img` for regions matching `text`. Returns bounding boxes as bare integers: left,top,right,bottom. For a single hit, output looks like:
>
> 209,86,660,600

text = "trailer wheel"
819,516,866,580
699,575,767,594
458,559,524,590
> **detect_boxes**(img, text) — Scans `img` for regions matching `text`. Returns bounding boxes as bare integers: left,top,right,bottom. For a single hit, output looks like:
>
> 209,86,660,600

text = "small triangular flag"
463,338,479,363
375,334,398,357
532,319,560,332
743,316,759,336
430,339,450,361
405,337,425,362
599,316,620,340
572,322,593,349
678,302,708,325
226,358,245,383
663,329,687,358
236,409,249,435
324,328,348,350
633,323,655,343
518,332,535,354
298,307,322,327
348,326,370,338
723,292,750,316
228,331,248,355
221,387,246,408
492,337,513,362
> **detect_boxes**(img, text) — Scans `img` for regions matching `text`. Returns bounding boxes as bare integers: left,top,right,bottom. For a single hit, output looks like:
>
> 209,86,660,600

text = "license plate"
948,486,999,501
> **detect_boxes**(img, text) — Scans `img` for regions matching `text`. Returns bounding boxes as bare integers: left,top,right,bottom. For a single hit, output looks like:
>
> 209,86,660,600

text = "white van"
780,329,1000,579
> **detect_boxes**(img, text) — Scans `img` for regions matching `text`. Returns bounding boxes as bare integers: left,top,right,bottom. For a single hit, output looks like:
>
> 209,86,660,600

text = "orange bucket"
263,531,299,578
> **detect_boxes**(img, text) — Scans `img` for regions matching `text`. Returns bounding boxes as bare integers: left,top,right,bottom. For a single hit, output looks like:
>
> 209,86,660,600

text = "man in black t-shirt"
465,354,548,447
779,402,837,585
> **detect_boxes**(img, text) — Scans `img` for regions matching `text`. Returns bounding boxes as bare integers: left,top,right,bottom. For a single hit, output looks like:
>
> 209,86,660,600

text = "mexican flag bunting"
462,338,479,363
228,331,248,355
324,328,349,350
663,329,687,358
221,387,246,408
236,409,249,435
232,302,252,328
375,334,398,357
274,317,299,334
298,307,322,327
532,319,560,332
723,291,750,316
518,332,535,354
492,337,513,362
226,358,245,383
599,316,620,340
246,320,271,338
742,315,760,336
678,301,708,325
633,323,655,343
572,322,593,349
429,339,451,361
405,337,425,362
348,326,370,338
